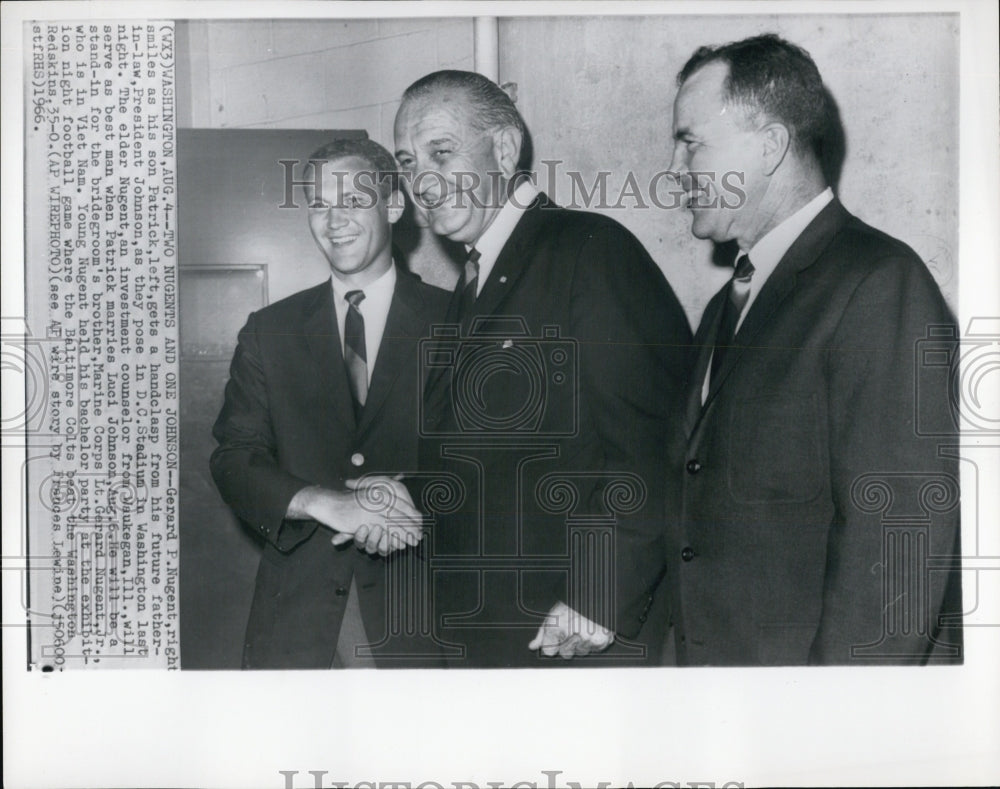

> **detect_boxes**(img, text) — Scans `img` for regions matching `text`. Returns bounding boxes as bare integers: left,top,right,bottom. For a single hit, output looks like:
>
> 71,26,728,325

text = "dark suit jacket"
662,198,962,665
210,266,450,668
419,193,692,667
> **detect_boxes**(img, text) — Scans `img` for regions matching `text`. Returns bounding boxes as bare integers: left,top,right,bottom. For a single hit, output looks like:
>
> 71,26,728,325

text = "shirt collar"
330,259,397,304
467,180,540,279
745,187,834,275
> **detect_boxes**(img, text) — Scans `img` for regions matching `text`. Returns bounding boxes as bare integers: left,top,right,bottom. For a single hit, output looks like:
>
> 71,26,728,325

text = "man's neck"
331,252,393,290
739,161,827,250
467,175,514,249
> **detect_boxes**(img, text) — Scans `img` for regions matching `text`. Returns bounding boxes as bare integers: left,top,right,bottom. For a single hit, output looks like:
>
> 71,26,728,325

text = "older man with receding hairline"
395,70,692,667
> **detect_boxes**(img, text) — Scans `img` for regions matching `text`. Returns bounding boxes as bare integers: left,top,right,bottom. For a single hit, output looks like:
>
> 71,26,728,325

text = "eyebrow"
395,134,457,160
674,127,695,141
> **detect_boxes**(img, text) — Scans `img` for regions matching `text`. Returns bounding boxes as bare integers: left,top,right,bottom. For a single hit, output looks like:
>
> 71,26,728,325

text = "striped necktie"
343,289,367,417
711,253,755,381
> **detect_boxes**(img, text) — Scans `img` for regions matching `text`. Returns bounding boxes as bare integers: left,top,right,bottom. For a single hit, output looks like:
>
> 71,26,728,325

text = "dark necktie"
343,290,367,417
458,247,481,321
711,253,755,381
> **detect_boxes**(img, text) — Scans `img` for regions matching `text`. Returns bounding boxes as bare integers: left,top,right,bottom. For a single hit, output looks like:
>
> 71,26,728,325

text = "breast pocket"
728,393,824,503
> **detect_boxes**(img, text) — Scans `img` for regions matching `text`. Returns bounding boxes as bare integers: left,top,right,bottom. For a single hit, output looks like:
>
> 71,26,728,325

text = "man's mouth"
418,192,452,211
328,234,359,247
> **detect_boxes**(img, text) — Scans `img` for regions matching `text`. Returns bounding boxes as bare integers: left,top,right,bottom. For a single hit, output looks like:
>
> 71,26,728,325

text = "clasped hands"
290,477,614,658
293,475,424,556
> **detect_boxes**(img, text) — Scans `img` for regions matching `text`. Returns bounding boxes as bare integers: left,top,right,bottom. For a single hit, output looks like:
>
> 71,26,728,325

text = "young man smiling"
211,138,450,668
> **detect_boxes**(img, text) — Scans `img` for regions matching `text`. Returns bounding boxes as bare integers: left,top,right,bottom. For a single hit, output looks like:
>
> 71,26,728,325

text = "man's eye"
432,149,451,159
348,195,363,208
310,200,329,210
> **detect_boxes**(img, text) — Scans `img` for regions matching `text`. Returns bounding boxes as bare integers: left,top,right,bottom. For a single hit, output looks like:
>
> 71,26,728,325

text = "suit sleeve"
569,221,693,636
814,254,961,663
209,312,317,553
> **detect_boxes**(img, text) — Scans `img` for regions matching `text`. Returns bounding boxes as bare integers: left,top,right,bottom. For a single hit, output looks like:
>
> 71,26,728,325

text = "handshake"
286,475,614,658
289,475,425,557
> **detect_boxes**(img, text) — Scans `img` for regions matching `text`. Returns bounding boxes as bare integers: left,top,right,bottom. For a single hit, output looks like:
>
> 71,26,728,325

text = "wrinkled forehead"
395,89,479,143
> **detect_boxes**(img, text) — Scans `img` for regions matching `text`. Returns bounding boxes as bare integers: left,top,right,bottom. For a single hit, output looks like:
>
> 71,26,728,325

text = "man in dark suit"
654,34,962,665
211,138,450,668
393,70,693,666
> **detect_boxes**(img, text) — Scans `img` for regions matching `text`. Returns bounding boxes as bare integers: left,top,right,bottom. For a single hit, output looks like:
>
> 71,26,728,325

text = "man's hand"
287,476,424,556
338,475,424,555
528,601,614,659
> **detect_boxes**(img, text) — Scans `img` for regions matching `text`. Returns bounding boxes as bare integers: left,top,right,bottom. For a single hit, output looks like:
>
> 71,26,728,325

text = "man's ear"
492,125,523,181
386,188,404,224
760,122,790,176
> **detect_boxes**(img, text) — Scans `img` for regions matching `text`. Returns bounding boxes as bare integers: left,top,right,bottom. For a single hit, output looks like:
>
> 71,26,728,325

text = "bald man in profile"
653,34,962,665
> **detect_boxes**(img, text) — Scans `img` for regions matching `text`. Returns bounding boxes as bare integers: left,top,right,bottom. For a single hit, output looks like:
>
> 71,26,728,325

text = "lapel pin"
499,275,508,284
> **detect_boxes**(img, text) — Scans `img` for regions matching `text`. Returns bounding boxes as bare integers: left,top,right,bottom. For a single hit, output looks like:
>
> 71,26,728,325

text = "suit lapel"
357,268,425,436
683,287,727,438
424,193,554,401
303,279,356,434
422,275,462,405
465,192,555,325
697,198,851,422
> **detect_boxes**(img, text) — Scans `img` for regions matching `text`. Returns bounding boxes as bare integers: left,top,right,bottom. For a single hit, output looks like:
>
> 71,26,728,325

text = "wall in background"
180,18,473,142
177,15,958,322
500,14,959,324
176,18,474,294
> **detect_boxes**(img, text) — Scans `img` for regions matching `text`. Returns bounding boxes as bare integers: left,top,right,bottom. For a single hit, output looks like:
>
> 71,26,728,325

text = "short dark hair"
304,137,398,198
401,69,526,140
678,34,830,156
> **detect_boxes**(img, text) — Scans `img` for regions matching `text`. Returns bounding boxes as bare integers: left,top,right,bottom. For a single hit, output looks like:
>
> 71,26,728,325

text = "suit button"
681,546,696,562
350,452,365,467
686,459,701,474
638,614,647,623
335,586,348,597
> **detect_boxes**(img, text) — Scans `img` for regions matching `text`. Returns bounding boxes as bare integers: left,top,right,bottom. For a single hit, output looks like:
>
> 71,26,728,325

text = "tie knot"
463,251,480,291
345,290,365,308
733,254,755,283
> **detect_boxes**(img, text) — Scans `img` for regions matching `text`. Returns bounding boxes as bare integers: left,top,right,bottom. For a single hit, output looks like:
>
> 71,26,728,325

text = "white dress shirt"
330,262,396,385
737,187,834,333
467,180,540,296
702,187,834,403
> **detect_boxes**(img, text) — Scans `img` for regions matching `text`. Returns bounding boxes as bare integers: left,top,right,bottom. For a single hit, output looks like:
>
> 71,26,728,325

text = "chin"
689,223,713,241
690,217,723,243
434,216,475,244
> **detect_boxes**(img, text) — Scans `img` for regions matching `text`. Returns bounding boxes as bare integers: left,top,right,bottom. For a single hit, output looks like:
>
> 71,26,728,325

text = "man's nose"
326,207,349,229
410,170,445,208
667,147,689,182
